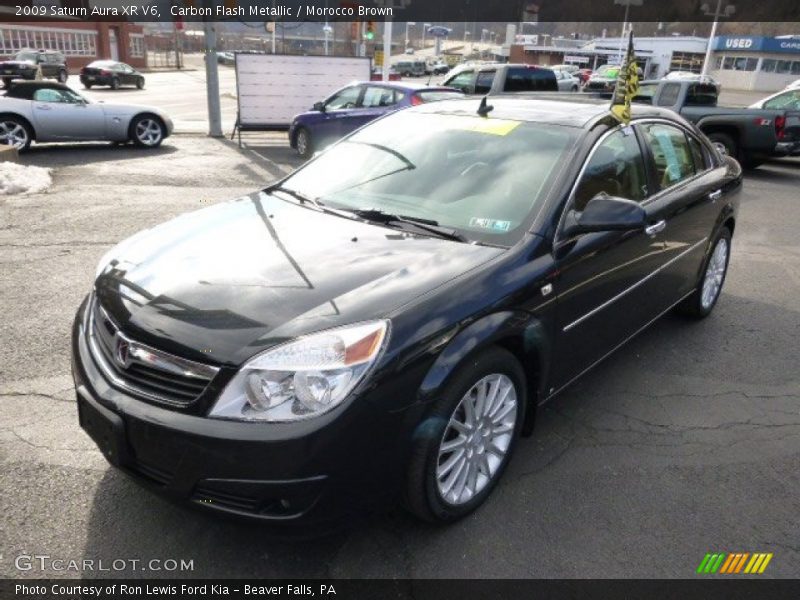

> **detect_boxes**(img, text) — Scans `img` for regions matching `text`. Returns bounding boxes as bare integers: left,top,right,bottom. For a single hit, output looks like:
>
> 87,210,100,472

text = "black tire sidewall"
111,78,120,90
407,346,527,523
707,133,737,160
130,115,164,148
137,78,144,89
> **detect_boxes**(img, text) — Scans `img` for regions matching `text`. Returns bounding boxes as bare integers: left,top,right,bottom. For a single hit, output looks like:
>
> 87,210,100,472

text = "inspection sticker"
469,217,512,232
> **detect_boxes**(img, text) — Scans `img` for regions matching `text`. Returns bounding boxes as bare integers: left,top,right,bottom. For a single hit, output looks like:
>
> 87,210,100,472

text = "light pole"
700,1,735,78
614,0,643,61
421,23,431,49
405,21,416,50
323,23,332,56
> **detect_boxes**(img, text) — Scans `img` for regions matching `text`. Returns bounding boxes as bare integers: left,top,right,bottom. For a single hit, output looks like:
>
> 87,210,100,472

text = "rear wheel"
676,227,732,319
404,346,526,523
57,70,68,83
2,77,12,89
295,127,313,158
110,77,120,90
83,82,93,89
706,132,738,160
0,116,32,151
130,115,165,148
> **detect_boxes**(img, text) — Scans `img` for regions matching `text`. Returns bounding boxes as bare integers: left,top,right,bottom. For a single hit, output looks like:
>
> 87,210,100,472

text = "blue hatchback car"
289,81,463,157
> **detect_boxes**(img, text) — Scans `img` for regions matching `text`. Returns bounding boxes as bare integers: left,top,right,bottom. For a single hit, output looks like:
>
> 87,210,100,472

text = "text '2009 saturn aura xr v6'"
72,96,741,527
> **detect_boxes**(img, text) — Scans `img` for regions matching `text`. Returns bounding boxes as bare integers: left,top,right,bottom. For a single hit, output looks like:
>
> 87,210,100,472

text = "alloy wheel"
296,130,308,156
0,121,29,149
436,373,518,506
701,238,728,309
134,119,163,147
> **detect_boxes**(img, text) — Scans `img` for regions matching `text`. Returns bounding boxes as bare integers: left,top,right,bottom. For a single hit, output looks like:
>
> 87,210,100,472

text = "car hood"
94,191,504,366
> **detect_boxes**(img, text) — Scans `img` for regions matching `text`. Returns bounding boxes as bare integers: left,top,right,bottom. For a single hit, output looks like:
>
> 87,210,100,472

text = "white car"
0,81,173,150
786,78,800,89
748,87,800,110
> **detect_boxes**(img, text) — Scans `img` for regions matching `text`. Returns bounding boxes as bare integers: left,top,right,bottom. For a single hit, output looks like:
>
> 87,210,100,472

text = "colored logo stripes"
697,552,773,574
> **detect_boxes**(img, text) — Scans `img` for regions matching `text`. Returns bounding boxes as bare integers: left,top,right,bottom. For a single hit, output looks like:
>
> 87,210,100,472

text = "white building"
710,35,800,91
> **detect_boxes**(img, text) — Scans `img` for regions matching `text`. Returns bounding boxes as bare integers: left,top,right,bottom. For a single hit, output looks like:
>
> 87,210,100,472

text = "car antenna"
477,95,494,117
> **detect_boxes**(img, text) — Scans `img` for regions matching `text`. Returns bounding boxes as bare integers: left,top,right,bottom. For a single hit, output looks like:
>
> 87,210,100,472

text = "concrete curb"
0,145,19,162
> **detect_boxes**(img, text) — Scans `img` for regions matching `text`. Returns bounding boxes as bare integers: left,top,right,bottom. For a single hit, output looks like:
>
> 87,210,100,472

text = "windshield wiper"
345,208,468,243
269,185,323,210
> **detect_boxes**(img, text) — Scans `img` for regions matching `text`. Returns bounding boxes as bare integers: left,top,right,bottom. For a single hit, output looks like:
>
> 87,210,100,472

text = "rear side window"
504,67,557,92
474,71,496,95
361,86,397,108
657,83,681,107
641,123,696,188
686,83,718,106
445,70,475,93
573,128,647,211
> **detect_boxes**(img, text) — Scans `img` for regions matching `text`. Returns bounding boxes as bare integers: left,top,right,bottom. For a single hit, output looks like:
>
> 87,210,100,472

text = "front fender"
416,310,552,435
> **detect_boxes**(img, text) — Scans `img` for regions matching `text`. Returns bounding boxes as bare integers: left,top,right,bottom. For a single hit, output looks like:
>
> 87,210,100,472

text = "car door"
634,121,725,309
337,85,402,137
550,125,669,389
31,87,106,140
313,85,364,145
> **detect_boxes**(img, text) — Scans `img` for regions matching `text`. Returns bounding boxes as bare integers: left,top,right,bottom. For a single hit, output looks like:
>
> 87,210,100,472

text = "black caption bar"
3,580,800,600
1,0,799,22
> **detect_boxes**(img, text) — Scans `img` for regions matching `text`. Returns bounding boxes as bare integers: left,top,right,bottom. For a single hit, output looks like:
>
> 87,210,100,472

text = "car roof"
357,81,457,92
2,81,73,100
408,95,679,128
88,60,120,66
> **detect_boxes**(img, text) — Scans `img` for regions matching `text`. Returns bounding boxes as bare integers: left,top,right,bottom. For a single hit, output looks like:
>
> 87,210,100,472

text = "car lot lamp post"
700,0,736,79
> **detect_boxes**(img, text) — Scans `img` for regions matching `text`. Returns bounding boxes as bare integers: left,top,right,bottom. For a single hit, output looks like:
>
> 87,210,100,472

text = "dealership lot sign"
714,36,800,54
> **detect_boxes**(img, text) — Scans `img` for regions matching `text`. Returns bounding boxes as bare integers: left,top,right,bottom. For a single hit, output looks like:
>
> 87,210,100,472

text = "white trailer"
233,53,372,141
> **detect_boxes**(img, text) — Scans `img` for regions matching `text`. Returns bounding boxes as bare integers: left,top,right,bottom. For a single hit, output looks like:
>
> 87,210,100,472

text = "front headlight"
209,320,390,422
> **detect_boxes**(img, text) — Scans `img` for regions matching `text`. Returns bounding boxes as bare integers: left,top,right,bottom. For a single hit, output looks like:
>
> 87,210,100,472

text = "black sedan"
80,60,145,90
71,96,741,527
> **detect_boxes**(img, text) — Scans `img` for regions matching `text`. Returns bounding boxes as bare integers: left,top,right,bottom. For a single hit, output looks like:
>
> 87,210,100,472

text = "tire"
110,77,120,90
3,77,12,89
706,132,737,160
404,346,526,523
130,114,165,148
57,70,68,83
0,115,33,151
83,83,93,90
295,127,313,158
740,155,763,170
136,77,145,90
571,85,578,92
676,226,732,319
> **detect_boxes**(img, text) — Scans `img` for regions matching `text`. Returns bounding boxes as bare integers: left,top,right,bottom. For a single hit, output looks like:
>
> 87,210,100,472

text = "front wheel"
57,70,68,83
2,77,12,89
404,346,526,523
676,227,732,319
110,77,120,90
295,127,313,158
130,115,165,148
136,77,145,90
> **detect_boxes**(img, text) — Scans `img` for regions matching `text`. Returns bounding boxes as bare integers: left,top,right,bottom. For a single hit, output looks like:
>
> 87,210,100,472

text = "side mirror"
312,101,326,112
564,193,647,237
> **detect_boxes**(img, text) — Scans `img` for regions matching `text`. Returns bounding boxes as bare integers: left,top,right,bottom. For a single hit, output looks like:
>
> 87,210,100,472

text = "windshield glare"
16,52,37,62
280,112,574,245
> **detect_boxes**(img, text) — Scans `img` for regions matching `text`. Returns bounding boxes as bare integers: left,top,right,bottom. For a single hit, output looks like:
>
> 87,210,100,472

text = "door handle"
35,104,52,110
709,189,722,202
645,220,666,236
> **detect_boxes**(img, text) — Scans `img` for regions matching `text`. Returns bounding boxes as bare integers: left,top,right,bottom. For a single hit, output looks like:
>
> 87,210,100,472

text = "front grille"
87,298,219,407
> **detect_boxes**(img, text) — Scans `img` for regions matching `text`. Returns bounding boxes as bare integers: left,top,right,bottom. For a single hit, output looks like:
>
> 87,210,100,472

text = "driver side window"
573,129,647,212
325,86,362,110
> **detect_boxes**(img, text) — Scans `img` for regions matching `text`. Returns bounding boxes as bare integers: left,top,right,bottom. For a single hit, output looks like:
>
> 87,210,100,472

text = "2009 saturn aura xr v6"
72,96,741,526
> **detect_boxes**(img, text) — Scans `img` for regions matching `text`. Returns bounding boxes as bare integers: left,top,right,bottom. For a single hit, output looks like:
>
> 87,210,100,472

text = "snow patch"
0,162,52,195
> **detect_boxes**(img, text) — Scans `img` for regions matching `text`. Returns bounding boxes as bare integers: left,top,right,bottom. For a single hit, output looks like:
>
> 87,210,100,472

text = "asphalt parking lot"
1,135,799,579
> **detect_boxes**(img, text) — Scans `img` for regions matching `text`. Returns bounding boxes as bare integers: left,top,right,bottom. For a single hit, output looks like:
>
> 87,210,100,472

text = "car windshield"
278,111,575,245
15,51,37,62
596,65,619,78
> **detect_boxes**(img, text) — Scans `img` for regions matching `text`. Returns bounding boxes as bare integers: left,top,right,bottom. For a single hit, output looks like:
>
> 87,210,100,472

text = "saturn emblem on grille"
114,334,132,369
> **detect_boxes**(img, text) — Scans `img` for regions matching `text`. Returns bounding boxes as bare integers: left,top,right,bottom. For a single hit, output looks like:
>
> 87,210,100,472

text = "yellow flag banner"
610,31,640,125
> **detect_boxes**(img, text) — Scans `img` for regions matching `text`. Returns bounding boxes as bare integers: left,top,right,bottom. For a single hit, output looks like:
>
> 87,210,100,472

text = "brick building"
0,21,147,73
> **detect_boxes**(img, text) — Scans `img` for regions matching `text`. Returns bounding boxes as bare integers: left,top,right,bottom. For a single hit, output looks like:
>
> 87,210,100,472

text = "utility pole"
203,0,222,138
701,0,735,78
383,18,392,81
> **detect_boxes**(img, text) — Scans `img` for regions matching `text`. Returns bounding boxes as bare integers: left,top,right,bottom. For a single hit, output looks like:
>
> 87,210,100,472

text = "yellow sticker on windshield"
466,119,521,136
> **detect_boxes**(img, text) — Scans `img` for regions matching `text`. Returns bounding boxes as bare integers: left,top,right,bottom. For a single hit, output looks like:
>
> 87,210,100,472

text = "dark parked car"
288,81,463,157
73,96,741,528
442,63,558,95
80,60,145,90
0,49,68,88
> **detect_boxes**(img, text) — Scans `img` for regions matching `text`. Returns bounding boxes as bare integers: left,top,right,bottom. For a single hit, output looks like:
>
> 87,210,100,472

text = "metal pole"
701,0,723,79
383,18,392,81
173,20,182,69
272,1,277,54
203,9,222,138
618,2,630,61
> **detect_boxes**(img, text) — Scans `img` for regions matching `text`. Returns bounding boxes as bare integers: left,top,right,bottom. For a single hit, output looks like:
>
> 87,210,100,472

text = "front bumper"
71,298,411,528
